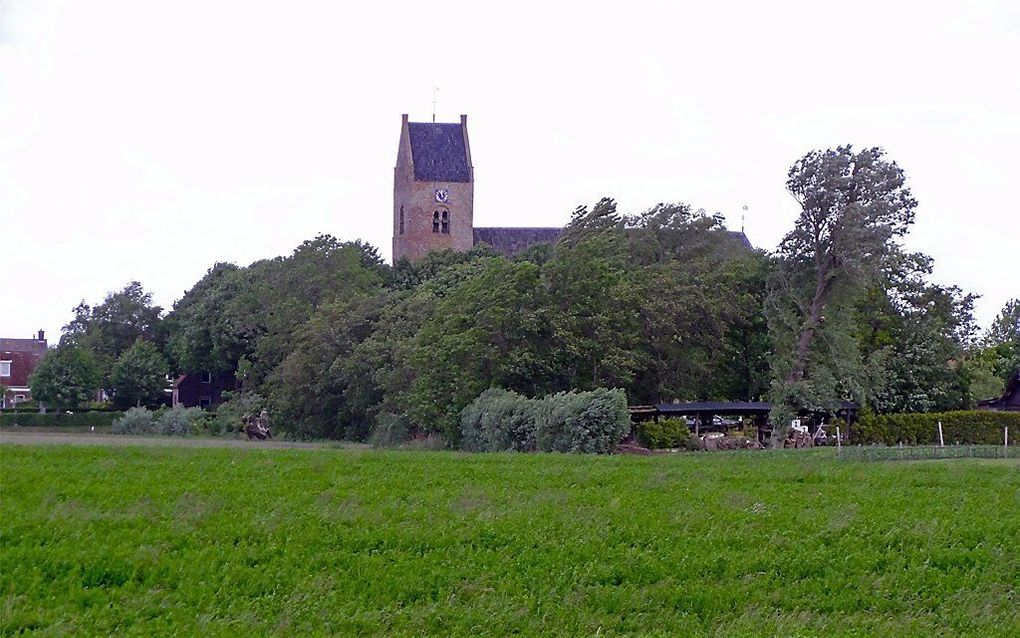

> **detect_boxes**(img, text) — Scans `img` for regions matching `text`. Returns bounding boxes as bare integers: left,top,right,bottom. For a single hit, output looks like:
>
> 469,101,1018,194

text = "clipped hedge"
853,410,1020,446
460,387,630,454
0,411,124,428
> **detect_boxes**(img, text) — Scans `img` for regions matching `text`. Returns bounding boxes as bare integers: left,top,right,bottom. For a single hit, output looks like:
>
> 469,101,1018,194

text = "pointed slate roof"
408,122,471,182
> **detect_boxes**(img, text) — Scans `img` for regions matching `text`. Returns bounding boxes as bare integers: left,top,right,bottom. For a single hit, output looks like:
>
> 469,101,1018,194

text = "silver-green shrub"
536,388,630,453
112,407,156,435
459,387,629,453
155,406,209,436
459,388,538,452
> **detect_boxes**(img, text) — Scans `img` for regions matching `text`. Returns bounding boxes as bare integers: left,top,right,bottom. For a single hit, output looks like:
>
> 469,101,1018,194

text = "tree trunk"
786,268,831,385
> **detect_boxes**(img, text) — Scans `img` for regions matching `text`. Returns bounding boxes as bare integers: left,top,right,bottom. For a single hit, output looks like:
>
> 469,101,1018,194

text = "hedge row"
853,410,1020,446
0,411,126,428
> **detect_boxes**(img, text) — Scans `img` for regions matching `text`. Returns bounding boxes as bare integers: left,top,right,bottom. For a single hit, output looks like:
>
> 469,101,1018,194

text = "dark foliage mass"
35,147,1008,442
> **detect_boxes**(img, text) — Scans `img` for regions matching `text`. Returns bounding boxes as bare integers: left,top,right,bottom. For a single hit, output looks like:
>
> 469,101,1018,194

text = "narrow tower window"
399,206,404,235
433,211,440,233
441,210,449,234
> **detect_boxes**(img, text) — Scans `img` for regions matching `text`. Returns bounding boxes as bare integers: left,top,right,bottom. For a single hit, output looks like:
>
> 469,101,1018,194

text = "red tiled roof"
1,337,48,390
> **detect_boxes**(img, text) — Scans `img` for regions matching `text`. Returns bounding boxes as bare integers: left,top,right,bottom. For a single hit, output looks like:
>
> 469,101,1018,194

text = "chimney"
460,114,467,126
37,329,45,342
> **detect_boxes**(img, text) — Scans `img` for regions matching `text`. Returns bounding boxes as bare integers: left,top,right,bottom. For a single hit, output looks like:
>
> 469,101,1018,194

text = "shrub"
853,410,1020,446
155,406,210,436
0,411,124,429
459,388,630,454
636,417,692,449
212,392,265,436
535,388,630,453
368,412,411,448
112,408,156,435
459,389,539,452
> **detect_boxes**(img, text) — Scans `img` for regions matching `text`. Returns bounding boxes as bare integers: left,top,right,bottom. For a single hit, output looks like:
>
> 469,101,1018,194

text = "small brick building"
0,331,48,409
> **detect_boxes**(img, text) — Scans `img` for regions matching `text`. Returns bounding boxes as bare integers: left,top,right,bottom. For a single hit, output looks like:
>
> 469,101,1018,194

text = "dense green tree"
163,262,256,375
267,290,407,440
166,236,387,389
110,339,170,409
61,281,164,390
29,345,101,410
870,284,976,412
985,299,1020,348
407,258,553,441
390,244,497,289
983,299,1020,382
542,233,640,393
558,197,623,247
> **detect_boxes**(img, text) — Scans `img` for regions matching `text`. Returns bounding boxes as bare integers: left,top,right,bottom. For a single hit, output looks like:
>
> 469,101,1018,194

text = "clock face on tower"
434,188,449,203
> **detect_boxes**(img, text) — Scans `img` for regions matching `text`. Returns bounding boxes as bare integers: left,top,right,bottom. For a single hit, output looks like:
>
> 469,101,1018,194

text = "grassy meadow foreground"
2,445,1018,636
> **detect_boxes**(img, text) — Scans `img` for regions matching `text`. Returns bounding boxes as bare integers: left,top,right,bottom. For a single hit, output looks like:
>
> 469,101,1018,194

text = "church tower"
392,114,475,262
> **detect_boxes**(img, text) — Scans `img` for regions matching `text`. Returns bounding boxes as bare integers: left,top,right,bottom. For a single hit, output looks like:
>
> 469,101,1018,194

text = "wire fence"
836,444,1019,462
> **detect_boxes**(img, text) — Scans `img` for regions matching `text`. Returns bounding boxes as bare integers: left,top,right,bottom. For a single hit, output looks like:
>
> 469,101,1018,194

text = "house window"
399,205,405,235
13,394,25,403
200,371,212,384
441,210,449,234
0,361,10,377
432,211,440,233
199,396,212,409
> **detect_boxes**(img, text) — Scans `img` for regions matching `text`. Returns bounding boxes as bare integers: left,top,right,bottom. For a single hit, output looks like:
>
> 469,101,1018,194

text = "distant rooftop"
473,227,562,257
408,122,471,183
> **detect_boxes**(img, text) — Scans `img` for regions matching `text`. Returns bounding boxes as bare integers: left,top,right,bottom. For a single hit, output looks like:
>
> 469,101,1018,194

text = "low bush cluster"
460,387,630,454
111,406,212,437
853,410,1020,446
635,417,700,450
0,411,124,428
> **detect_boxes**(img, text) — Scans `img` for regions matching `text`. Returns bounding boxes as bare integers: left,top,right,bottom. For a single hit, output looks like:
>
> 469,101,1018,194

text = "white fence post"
938,420,944,448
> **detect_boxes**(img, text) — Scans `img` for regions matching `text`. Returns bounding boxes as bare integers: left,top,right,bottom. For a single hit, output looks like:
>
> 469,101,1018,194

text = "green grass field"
2,444,1018,636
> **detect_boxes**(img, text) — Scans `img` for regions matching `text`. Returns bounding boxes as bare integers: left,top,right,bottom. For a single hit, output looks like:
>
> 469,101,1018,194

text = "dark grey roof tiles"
473,227,562,257
408,122,471,182
727,231,753,249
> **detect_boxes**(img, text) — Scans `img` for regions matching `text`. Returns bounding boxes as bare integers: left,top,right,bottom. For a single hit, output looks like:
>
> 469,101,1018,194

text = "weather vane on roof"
432,86,439,123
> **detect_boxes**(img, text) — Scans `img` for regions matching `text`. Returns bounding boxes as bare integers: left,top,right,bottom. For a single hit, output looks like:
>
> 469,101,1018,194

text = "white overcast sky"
1,0,1017,341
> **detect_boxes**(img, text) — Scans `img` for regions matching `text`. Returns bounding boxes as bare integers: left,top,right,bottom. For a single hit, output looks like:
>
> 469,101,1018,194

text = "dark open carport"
629,401,858,443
